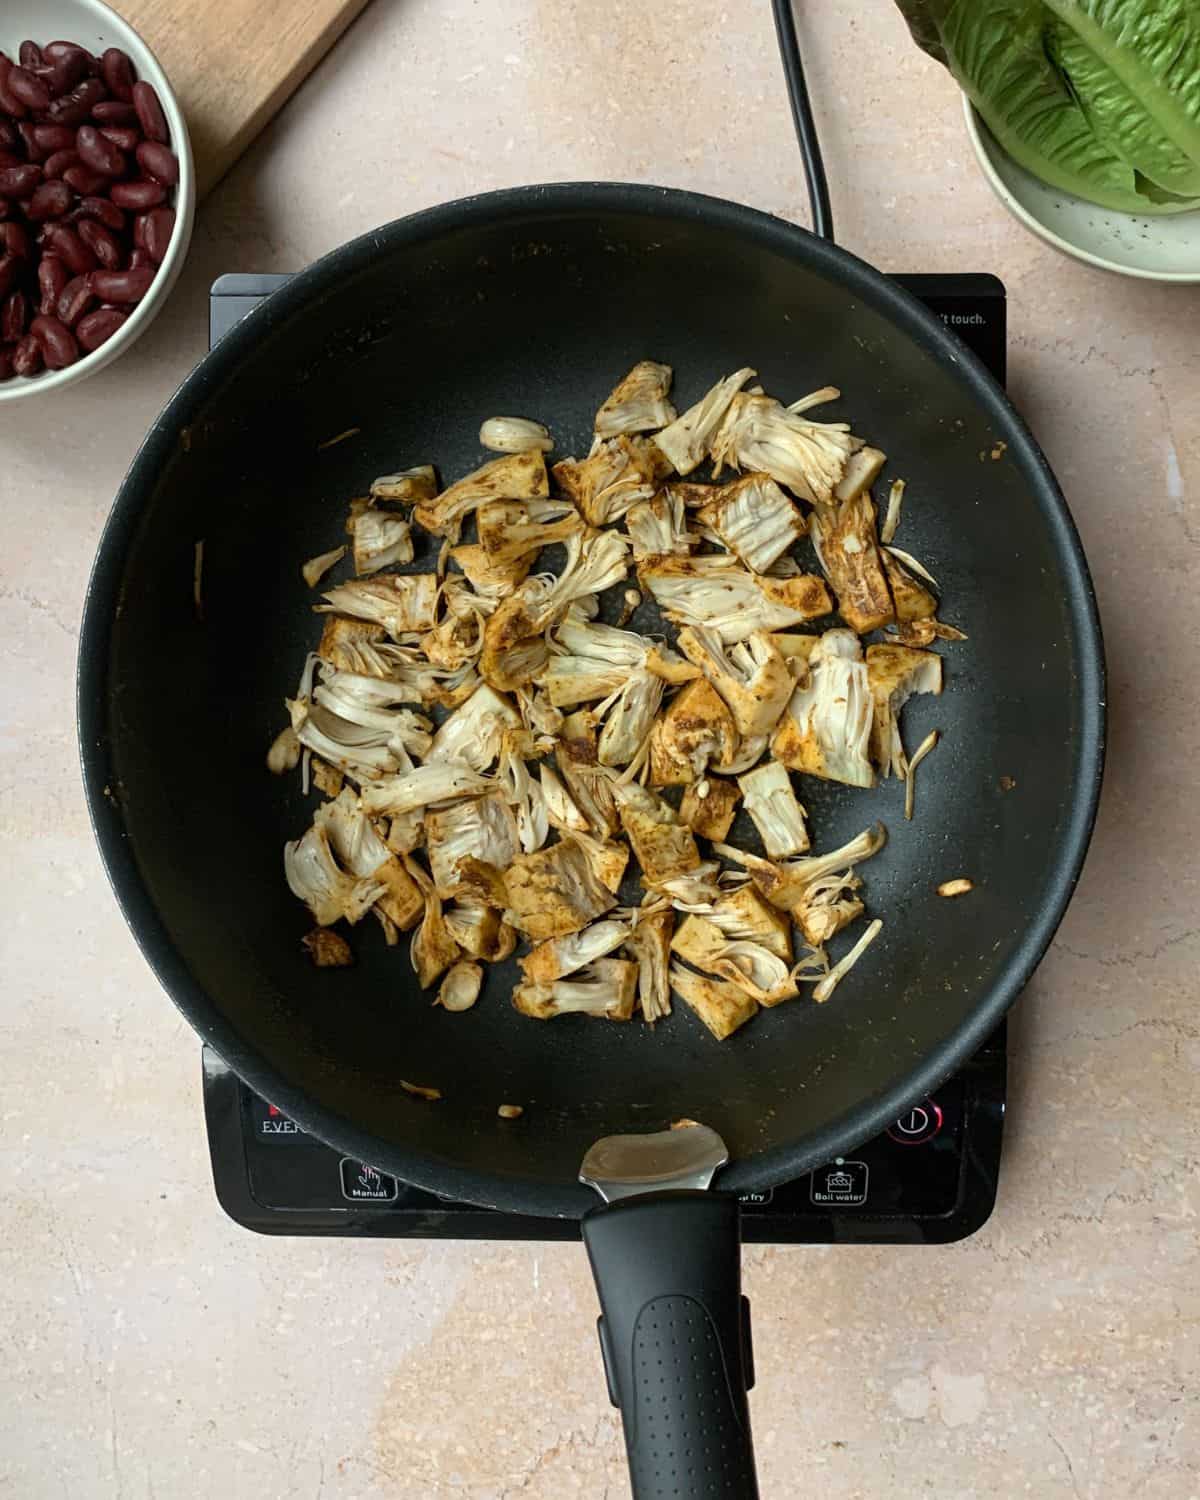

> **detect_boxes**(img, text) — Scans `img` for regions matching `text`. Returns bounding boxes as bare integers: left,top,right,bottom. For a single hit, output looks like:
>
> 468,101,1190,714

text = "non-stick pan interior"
81,186,1102,1216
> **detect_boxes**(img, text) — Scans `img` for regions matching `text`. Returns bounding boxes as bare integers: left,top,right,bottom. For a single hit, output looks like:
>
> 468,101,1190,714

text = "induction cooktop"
202,269,1008,1245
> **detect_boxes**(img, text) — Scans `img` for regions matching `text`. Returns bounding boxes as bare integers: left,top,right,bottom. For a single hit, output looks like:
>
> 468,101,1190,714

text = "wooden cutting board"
115,0,371,199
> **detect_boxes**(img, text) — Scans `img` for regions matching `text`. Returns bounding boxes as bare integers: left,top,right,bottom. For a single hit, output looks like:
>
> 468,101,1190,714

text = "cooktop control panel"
203,1025,1004,1243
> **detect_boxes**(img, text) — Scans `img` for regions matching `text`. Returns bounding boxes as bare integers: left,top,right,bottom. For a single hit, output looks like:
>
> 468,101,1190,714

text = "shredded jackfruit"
595,361,677,438
710,391,859,506
737,761,810,858
275,358,964,1043
697,473,806,573
772,629,875,788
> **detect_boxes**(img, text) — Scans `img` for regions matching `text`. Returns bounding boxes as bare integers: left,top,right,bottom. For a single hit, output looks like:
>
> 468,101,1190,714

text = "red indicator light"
886,1098,944,1145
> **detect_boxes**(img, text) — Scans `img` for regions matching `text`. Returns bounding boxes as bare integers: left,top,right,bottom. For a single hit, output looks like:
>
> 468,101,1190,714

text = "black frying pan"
78,183,1103,1496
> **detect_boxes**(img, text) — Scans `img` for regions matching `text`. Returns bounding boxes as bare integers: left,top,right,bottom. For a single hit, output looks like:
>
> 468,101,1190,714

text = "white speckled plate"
964,98,1200,284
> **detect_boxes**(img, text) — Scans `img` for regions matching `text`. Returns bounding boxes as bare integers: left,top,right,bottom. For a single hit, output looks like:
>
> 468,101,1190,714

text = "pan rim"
77,181,1105,1219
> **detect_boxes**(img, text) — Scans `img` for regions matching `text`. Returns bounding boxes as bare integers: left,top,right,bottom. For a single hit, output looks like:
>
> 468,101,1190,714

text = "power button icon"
886,1098,943,1145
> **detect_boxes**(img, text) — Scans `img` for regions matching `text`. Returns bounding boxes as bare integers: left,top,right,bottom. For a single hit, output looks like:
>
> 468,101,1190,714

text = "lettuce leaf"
896,0,1200,214
1048,19,1200,197
1046,0,1200,175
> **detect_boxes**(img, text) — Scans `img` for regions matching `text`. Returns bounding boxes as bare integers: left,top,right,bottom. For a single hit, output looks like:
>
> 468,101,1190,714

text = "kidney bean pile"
0,38,180,381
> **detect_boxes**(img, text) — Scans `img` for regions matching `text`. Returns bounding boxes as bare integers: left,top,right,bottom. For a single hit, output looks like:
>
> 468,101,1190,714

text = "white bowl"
0,0,195,402
964,98,1200,284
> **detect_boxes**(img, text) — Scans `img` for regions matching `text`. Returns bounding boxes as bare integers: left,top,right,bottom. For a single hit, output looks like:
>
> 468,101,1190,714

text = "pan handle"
582,1190,759,1499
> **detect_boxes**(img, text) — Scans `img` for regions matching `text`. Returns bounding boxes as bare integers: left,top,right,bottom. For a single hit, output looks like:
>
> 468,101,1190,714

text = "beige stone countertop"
2,1,1198,1496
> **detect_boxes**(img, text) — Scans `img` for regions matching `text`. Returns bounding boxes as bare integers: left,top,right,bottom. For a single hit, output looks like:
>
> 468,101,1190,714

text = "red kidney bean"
0,118,17,150
18,121,48,162
30,313,79,368
110,178,165,210
0,164,42,198
0,348,13,381
0,149,21,171
0,253,19,298
135,140,178,187
43,41,88,62
42,148,79,179
0,80,27,122
92,266,154,303
48,78,107,127
56,273,96,326
33,123,76,153
128,246,154,270
99,125,140,152
63,165,107,195
91,100,137,125
37,254,69,313
137,206,175,263
2,289,29,342
12,333,42,376
39,43,99,84
19,41,43,69
76,218,121,269
43,224,97,274
132,81,168,144
26,179,73,221
73,195,125,232
75,125,126,177
0,221,32,260
76,305,127,352
7,65,51,111
100,49,136,103
42,51,91,95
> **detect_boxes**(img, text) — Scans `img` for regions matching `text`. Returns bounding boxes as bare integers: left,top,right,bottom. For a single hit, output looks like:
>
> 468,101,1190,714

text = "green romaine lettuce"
896,0,1200,214
1048,19,1200,196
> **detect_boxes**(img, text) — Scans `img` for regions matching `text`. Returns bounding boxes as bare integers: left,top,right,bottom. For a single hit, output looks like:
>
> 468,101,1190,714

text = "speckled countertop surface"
2,1,1198,1496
